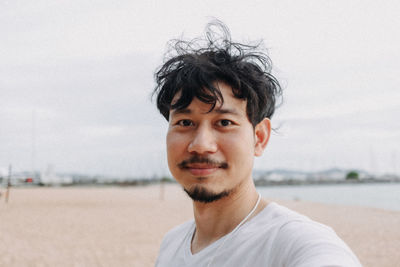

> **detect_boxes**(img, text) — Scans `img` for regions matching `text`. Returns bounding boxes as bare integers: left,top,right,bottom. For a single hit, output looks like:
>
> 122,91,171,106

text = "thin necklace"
193,193,262,267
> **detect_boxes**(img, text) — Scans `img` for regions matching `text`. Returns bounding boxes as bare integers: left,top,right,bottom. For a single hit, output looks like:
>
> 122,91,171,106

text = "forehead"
170,82,246,115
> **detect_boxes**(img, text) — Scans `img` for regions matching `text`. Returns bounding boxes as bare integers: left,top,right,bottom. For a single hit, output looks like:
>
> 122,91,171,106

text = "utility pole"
160,177,165,201
32,110,36,181
5,164,11,203
392,150,398,176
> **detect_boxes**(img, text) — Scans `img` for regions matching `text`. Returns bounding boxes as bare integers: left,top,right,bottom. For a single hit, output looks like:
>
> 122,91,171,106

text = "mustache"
177,155,228,169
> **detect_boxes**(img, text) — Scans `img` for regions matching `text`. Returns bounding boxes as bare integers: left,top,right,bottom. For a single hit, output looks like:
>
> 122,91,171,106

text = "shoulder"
155,220,194,267
267,203,362,267
158,219,194,252
250,202,312,230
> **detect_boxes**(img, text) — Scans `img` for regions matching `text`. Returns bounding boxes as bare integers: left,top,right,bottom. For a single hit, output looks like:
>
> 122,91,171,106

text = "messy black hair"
153,20,282,127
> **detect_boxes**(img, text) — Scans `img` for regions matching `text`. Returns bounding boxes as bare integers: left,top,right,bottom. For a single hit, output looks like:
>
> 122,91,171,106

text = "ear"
254,118,271,157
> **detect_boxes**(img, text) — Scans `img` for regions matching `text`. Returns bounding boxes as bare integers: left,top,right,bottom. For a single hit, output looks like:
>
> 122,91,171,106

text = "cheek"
166,131,187,165
219,131,255,161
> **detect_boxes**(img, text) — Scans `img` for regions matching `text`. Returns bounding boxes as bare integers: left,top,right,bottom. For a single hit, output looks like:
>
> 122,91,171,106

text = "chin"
183,185,231,203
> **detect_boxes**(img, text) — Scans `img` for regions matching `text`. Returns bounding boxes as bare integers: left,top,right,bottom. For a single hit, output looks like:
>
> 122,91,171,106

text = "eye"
177,119,194,127
217,119,233,127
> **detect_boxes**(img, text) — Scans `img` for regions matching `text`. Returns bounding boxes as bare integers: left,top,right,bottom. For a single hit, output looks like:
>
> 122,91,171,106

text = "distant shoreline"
254,178,400,187
2,178,400,188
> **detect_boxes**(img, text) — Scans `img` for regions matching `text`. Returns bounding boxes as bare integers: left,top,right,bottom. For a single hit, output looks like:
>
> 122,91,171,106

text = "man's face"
166,82,267,203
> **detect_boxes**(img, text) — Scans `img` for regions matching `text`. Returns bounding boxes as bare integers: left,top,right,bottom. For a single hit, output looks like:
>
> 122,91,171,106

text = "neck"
190,179,266,254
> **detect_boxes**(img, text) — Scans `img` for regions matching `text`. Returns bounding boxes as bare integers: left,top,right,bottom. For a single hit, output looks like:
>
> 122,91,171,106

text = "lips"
186,163,219,169
186,164,220,176
177,156,228,176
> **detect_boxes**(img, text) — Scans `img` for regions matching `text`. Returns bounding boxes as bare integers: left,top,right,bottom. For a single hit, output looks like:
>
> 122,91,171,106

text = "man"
154,22,361,267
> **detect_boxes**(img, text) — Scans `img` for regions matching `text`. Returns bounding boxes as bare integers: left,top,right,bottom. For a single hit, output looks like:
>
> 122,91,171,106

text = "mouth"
185,165,220,176
178,157,228,176
187,167,219,176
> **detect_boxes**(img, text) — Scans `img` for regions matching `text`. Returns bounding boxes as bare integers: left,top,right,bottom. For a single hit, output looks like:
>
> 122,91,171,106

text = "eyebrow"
171,108,240,116
171,108,191,115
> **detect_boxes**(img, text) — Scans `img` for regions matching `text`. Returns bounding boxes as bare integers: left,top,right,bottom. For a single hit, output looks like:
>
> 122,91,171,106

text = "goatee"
184,185,231,203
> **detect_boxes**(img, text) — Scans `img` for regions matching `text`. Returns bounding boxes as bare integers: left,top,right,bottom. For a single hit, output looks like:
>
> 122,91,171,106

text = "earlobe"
254,118,271,157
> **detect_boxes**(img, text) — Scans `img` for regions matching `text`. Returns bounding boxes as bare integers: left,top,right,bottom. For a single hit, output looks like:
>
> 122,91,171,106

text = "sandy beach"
0,184,399,267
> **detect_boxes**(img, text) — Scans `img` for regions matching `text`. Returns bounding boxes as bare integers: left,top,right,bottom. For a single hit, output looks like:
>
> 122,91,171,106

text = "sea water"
257,183,400,211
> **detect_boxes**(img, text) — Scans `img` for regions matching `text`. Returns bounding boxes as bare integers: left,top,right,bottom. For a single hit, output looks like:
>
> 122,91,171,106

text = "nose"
188,124,218,154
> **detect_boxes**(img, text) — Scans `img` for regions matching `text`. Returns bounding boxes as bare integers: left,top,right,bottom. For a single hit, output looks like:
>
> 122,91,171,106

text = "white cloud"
1,0,399,176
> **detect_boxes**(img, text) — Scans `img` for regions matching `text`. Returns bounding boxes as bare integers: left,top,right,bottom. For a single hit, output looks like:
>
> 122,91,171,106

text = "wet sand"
0,184,399,266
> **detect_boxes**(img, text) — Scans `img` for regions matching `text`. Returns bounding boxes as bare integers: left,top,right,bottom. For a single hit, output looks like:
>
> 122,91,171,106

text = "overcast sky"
1,0,399,177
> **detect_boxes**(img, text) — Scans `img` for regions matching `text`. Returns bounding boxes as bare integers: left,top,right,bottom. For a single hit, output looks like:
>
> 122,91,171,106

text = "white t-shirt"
156,202,362,267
